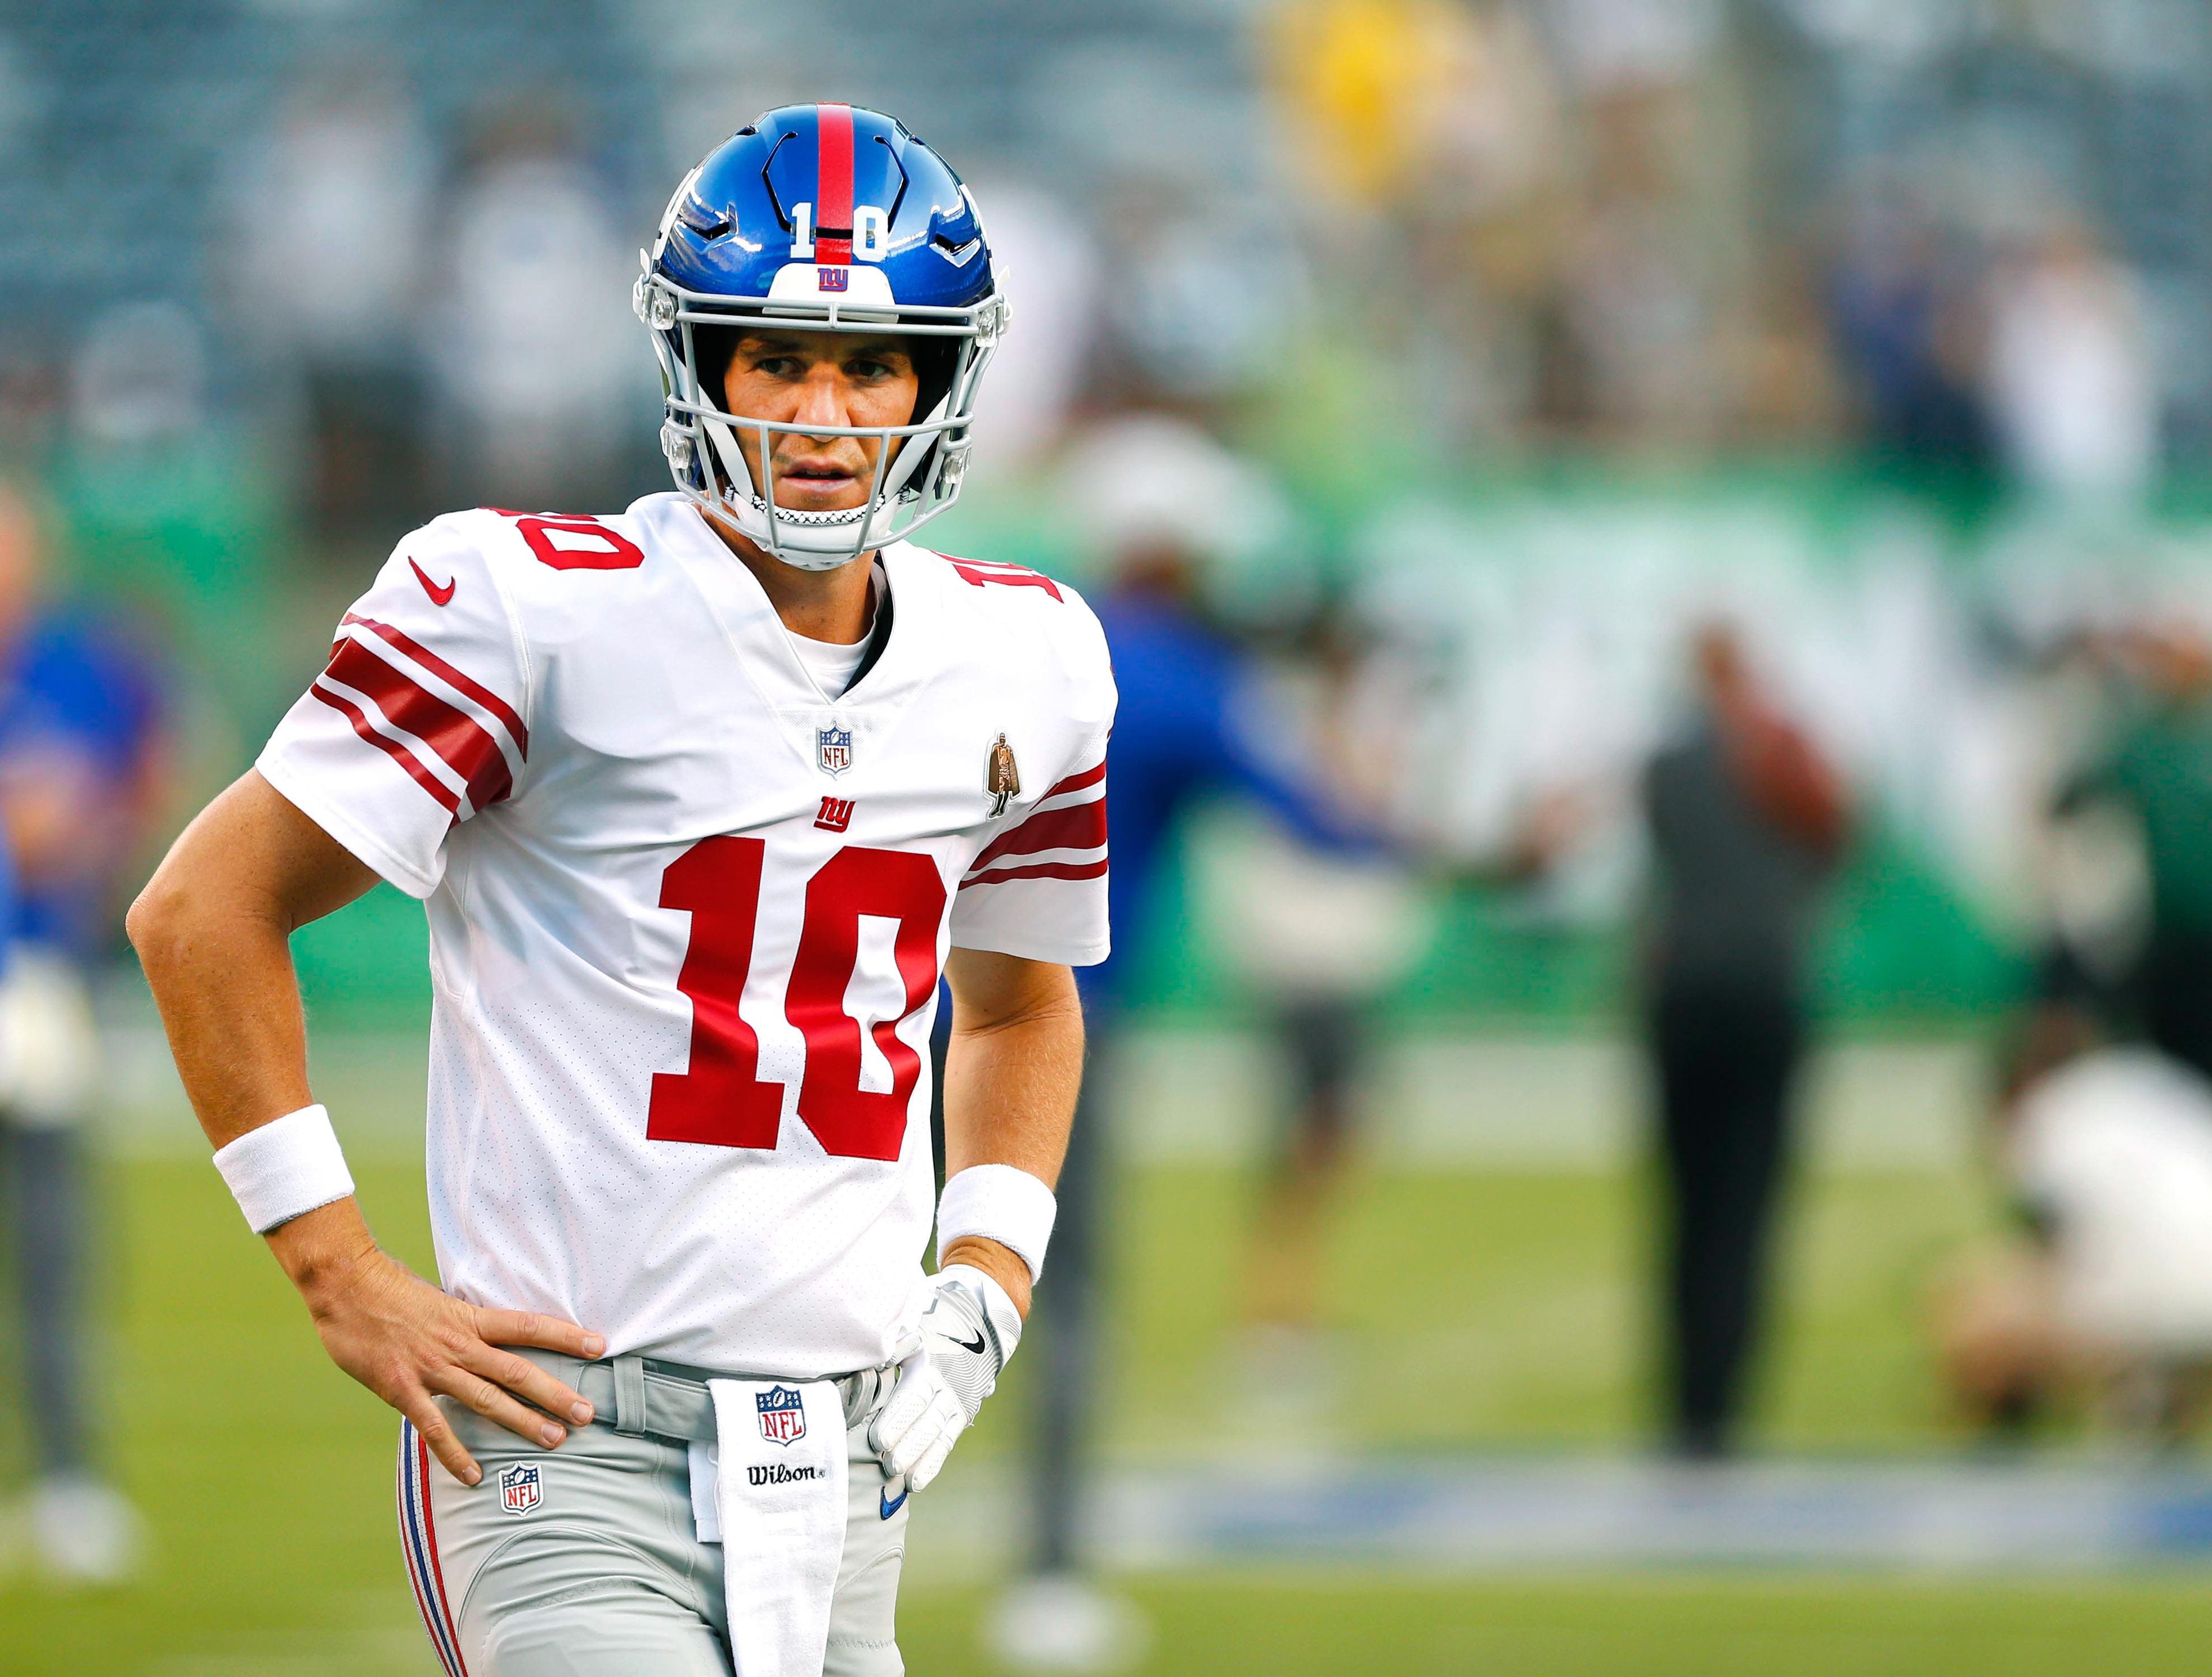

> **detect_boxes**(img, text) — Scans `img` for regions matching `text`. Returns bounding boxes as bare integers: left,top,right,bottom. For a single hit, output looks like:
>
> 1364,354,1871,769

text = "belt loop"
612,1354,648,1437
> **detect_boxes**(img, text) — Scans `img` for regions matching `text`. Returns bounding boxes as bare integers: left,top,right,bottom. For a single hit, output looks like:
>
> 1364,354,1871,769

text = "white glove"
869,1263,1022,1494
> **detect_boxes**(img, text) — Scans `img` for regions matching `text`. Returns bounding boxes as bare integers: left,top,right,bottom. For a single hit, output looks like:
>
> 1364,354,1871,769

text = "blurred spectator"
1641,619,1849,1458
1984,221,2159,510
1937,1005,2212,1445
2059,629,2212,1081
0,482,163,1580
963,180,1101,479
226,68,436,541
986,415,1381,1671
1203,598,1433,1425
1824,186,1994,483
48,304,280,737
427,99,645,513
1086,171,1312,419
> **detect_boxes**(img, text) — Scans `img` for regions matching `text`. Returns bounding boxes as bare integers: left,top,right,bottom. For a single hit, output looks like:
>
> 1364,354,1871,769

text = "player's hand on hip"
267,1200,605,1486
869,1263,1023,1494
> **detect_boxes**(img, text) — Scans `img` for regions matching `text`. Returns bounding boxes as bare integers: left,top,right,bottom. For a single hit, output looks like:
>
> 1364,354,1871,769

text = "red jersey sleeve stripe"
310,684,461,815
325,641,514,811
960,858,1109,889
815,102,854,264
969,797,1107,873
1040,761,1106,800
340,614,528,757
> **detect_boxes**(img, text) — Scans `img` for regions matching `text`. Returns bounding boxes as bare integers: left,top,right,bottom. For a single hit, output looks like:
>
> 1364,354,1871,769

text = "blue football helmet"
635,104,1007,570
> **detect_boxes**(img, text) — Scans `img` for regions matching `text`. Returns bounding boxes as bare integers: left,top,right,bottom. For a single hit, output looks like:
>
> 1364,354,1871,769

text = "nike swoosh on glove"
869,1263,1022,1494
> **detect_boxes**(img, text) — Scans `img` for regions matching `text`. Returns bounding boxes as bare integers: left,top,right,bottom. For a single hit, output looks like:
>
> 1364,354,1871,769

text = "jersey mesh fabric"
256,494,1113,1375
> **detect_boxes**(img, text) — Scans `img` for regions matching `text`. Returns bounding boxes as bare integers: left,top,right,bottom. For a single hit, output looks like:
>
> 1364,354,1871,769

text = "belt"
509,1347,893,1445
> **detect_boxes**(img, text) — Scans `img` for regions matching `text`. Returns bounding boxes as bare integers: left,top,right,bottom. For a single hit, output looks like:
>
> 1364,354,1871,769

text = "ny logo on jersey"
817,724,853,777
815,796,855,834
498,1462,542,1517
817,266,849,292
756,1384,807,1446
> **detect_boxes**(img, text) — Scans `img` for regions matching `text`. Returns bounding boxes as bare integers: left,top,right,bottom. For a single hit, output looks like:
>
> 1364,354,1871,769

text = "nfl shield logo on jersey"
756,1384,807,1446
498,1462,542,1517
817,723,853,777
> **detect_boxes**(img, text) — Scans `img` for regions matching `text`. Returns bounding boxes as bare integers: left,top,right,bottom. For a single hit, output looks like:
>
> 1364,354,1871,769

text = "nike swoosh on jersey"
952,1329,987,1356
880,1486,908,1519
409,557,457,606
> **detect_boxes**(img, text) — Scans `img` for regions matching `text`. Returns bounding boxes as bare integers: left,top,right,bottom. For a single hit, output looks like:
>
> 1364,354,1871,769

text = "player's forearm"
129,865,317,1149
131,774,380,1152
940,975,1084,1316
941,981,1084,1188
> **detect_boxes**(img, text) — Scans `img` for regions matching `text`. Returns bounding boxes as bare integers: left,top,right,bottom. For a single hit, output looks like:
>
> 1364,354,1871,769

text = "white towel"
707,1377,850,1677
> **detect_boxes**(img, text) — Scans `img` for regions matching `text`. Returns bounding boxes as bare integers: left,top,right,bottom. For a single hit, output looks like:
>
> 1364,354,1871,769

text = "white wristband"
212,1104,355,1235
937,1164,1057,1285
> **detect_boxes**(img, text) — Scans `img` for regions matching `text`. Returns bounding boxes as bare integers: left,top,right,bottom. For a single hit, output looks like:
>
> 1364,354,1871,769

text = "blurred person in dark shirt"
0,483,165,1579
1641,619,1849,1459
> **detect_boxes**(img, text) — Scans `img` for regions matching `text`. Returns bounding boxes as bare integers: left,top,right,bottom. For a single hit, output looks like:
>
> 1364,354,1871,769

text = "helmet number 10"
788,203,891,263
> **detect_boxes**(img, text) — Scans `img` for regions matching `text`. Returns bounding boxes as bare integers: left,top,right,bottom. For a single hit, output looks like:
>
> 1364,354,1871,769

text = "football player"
130,106,1109,1677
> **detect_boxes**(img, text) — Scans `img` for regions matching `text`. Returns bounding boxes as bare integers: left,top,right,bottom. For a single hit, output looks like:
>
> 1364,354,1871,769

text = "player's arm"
869,949,1082,1493
128,770,604,1486
938,947,1085,1316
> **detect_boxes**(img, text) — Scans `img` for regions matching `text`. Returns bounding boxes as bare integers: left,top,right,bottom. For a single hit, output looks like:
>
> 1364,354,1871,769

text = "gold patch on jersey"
987,733,1020,818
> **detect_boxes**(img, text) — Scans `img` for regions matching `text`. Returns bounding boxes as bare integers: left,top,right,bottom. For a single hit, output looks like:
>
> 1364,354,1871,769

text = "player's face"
720,331,921,516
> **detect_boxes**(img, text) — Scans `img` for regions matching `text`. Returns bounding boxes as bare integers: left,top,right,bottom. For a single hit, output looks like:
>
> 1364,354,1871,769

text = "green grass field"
2,1151,2206,1675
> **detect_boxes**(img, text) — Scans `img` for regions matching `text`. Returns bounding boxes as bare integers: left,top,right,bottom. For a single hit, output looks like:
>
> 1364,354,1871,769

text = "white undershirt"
783,565,883,699
786,629,870,698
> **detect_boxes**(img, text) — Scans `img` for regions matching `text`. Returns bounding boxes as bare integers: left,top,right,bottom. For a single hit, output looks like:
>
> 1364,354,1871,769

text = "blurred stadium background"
8,0,2212,1671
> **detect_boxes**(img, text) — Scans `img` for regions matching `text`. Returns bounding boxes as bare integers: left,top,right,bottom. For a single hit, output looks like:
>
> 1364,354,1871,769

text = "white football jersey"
257,493,1113,1377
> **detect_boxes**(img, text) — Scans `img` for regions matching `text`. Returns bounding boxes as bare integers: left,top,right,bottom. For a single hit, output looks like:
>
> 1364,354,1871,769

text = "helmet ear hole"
896,335,960,482
689,325,743,412
907,336,956,427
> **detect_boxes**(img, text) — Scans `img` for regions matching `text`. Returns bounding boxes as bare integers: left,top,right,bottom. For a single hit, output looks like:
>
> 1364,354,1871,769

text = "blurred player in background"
988,414,1385,1671
1641,620,1850,1459
1937,1004,2212,1445
0,482,163,1579
1199,594,1430,1422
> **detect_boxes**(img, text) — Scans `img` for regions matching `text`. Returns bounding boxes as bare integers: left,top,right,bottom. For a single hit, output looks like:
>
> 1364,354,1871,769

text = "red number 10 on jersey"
647,837,946,1162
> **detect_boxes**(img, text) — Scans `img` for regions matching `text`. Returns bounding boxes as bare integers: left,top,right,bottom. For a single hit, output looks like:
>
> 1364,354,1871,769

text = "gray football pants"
398,1358,908,1676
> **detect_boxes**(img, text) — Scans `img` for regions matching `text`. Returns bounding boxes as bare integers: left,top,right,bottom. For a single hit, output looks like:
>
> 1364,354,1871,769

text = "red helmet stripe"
815,103,854,265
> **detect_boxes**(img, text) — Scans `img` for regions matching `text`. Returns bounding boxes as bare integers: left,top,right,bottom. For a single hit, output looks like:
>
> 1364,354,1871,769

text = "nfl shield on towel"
817,724,853,777
756,1384,807,1446
498,1461,542,1516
